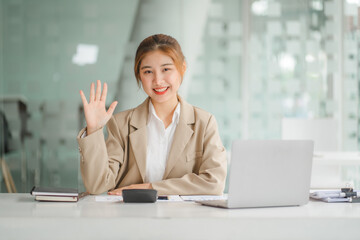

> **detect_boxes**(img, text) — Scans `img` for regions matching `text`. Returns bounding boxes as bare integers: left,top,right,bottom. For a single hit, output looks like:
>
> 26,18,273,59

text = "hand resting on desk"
108,183,153,196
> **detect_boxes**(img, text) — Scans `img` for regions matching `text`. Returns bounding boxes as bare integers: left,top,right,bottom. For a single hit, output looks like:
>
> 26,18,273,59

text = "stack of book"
31,186,88,202
310,188,360,203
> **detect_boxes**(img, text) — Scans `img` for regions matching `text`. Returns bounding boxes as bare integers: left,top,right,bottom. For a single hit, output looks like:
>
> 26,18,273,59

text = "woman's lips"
153,87,169,95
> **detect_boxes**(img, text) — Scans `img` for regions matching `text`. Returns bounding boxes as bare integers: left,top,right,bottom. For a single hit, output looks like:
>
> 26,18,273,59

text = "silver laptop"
198,140,314,208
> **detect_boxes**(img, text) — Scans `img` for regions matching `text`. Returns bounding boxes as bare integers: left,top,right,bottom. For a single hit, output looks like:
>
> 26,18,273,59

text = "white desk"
1,194,360,240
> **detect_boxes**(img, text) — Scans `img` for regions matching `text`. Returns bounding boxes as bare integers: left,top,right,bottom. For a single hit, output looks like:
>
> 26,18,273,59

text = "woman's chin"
150,93,177,104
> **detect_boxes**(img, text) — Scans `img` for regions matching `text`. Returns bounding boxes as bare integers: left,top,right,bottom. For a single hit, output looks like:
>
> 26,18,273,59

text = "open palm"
79,80,118,135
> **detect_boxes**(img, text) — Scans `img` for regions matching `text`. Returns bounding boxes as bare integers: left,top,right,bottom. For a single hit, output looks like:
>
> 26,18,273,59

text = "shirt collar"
148,100,181,125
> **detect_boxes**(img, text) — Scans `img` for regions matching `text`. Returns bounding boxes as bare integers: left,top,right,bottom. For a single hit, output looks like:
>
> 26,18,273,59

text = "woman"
77,34,227,195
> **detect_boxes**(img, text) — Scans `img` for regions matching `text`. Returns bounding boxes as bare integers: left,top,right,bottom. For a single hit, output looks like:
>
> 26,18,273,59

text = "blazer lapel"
129,98,150,183
163,96,195,179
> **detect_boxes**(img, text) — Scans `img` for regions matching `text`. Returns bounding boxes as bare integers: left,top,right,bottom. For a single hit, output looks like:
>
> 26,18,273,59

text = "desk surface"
1,193,360,240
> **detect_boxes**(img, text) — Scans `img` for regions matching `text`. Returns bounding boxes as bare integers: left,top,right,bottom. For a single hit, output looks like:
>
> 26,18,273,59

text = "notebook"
31,186,88,202
197,140,314,208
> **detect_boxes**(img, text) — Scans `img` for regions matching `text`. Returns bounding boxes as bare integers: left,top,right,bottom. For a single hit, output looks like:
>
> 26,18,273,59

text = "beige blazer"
77,96,227,195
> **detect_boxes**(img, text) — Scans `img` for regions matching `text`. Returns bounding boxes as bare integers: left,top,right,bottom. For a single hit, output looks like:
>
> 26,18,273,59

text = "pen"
312,191,360,199
325,197,352,203
158,196,168,200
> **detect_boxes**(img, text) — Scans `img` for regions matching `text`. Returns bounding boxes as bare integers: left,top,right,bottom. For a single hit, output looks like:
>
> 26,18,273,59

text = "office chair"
0,110,17,193
0,158,17,193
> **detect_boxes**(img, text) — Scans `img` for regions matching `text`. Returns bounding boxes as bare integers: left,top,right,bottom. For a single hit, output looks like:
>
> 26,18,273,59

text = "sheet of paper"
310,190,355,202
180,195,227,201
95,195,230,202
95,195,123,202
95,195,183,202
158,195,183,202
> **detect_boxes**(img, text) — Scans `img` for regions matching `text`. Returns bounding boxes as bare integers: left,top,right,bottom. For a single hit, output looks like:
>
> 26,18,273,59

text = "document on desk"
310,190,360,203
180,195,227,201
95,195,123,202
95,195,227,202
95,195,183,202
158,195,183,201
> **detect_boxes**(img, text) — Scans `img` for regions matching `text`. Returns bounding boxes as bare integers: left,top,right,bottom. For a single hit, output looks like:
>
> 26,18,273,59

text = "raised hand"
79,80,118,135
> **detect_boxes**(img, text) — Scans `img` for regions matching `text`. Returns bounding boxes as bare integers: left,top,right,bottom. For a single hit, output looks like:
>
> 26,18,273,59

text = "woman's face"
139,50,182,105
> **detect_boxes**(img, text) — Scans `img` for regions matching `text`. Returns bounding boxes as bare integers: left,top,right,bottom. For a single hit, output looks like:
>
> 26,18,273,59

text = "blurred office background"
1,0,360,193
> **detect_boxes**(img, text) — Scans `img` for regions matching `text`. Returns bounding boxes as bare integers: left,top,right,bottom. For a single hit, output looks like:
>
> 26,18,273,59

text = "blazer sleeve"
77,116,124,194
151,115,227,195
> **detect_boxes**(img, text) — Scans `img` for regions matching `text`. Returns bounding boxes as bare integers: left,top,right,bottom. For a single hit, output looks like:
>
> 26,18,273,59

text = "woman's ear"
182,61,187,74
180,62,187,84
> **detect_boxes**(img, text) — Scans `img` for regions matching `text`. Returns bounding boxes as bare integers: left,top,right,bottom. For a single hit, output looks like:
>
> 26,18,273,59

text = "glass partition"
1,0,359,192
0,0,139,192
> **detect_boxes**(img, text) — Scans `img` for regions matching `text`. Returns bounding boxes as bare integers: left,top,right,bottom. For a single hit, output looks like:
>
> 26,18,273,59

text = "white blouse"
145,101,180,183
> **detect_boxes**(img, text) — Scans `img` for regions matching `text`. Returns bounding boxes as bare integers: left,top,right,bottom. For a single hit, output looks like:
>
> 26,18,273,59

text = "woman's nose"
153,71,162,84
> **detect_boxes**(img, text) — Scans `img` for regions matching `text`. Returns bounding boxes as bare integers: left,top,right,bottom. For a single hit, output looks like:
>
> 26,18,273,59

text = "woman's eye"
163,68,171,72
144,70,152,74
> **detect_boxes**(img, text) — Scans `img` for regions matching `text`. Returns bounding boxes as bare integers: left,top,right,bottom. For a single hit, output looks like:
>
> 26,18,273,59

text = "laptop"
198,140,314,208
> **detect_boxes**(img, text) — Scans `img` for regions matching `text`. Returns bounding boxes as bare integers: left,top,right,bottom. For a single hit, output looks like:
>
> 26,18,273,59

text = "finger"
106,101,118,116
109,187,123,193
89,82,95,102
79,90,88,106
95,80,101,101
108,192,122,196
101,82,107,102
108,189,122,195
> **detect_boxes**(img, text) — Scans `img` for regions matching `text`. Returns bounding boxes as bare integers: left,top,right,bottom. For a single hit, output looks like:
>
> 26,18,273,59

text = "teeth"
154,87,168,92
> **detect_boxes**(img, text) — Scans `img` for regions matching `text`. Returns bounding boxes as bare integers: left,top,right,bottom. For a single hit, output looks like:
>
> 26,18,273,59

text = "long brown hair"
134,34,186,87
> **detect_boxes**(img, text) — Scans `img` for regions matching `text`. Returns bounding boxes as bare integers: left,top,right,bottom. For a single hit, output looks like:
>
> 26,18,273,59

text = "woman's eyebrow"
140,65,152,70
141,63,173,69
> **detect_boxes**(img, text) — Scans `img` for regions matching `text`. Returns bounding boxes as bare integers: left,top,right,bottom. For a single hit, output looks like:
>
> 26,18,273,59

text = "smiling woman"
77,34,227,196
134,34,186,87
139,51,182,123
